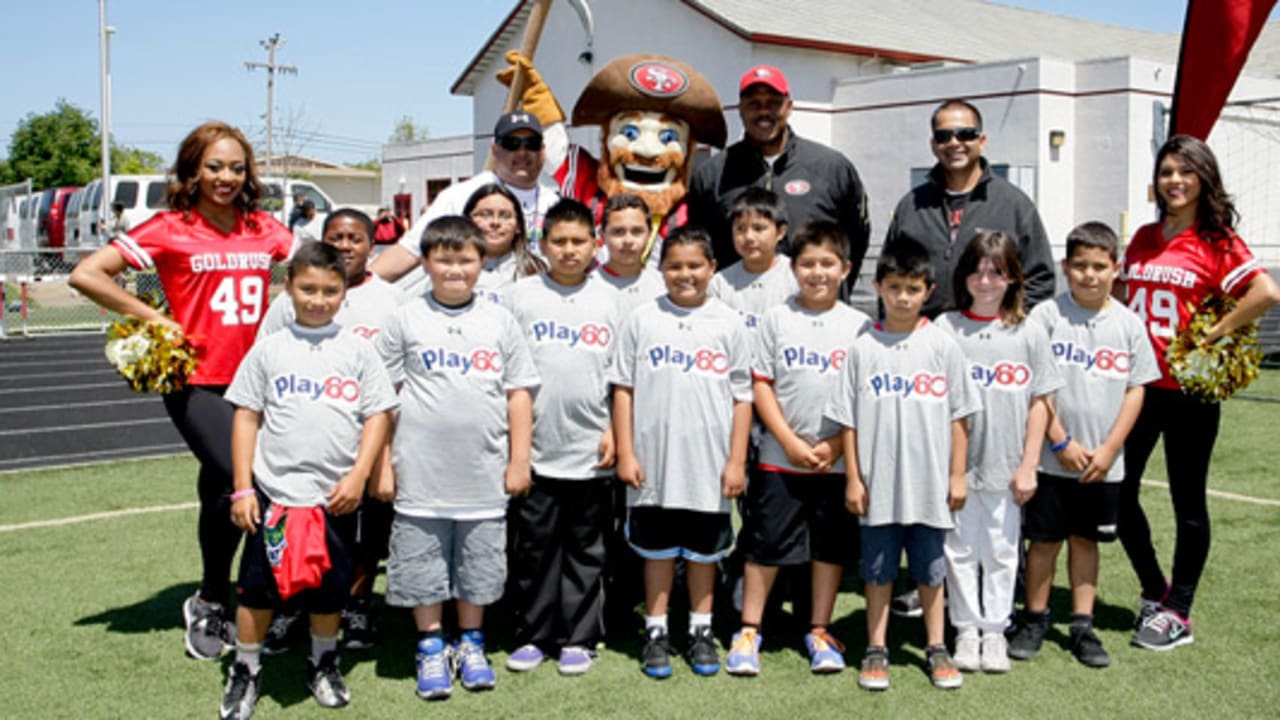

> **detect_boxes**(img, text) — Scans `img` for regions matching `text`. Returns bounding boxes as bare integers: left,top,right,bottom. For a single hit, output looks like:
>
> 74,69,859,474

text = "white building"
384,0,1280,267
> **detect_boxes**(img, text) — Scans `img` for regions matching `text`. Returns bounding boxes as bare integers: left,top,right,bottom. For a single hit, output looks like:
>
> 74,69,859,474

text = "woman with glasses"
462,183,547,304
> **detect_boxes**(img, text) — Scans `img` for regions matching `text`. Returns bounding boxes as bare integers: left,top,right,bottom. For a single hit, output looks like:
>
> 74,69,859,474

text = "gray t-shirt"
1027,294,1160,482
593,266,667,315
935,312,1065,492
405,252,523,307
376,295,541,519
823,322,982,528
226,323,399,507
505,274,623,479
257,274,407,342
753,298,871,474
608,296,753,514
707,257,799,332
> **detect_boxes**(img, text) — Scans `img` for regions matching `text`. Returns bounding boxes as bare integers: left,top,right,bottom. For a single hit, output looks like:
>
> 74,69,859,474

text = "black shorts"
626,507,734,563
236,491,357,613
356,496,395,564
1023,473,1120,543
738,469,857,567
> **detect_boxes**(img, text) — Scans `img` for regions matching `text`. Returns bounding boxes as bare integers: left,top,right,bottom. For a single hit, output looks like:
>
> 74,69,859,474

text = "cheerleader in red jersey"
70,121,297,661
1117,135,1280,651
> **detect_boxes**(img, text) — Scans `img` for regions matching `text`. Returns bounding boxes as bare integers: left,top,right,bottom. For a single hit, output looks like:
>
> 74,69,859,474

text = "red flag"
1171,0,1278,139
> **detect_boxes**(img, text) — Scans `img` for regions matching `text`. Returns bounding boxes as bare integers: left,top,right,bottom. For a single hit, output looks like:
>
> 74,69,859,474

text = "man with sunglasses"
882,99,1054,319
371,112,562,289
686,65,872,287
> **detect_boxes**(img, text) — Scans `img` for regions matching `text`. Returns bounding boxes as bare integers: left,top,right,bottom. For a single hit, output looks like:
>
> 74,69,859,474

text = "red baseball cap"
739,65,790,96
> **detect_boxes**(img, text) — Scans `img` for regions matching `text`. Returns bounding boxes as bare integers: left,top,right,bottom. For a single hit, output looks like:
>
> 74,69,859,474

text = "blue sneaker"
506,643,545,672
454,631,497,691
725,628,761,676
804,629,846,674
642,630,674,679
415,636,452,700
557,646,596,676
686,625,720,676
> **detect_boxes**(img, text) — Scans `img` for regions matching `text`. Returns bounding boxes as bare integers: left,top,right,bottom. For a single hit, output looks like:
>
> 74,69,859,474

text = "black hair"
287,241,345,281
601,193,651,229
729,187,788,227
1064,221,1119,261
542,198,595,237
789,220,849,263
931,99,984,132
419,215,487,259
659,225,715,265
1153,134,1238,239
875,237,934,284
951,229,1026,324
461,182,547,277
322,207,374,240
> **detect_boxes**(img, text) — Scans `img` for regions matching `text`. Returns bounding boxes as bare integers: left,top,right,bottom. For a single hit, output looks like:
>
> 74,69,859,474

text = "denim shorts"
860,523,946,587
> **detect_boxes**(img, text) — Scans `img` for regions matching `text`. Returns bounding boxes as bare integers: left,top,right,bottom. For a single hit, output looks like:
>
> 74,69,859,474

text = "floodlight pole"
98,0,114,219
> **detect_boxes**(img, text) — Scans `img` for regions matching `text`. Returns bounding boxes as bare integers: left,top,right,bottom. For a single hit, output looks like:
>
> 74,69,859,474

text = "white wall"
381,135,475,211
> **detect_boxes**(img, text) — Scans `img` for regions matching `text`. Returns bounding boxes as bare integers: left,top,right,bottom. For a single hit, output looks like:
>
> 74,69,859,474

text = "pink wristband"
230,488,255,502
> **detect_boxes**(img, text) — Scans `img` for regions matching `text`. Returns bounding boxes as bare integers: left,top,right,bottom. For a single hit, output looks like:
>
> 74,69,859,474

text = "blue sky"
0,1,1269,167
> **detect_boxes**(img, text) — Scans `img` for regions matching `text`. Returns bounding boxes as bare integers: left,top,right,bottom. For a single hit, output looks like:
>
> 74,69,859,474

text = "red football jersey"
113,210,296,385
1122,222,1264,389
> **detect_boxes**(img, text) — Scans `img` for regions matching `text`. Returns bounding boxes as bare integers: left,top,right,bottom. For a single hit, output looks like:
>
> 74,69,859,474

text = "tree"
5,100,99,188
388,116,428,144
348,157,381,171
111,146,166,174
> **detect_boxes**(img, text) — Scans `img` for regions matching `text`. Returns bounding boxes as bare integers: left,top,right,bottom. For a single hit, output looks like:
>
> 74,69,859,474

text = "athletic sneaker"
506,644,546,672
307,650,351,708
557,646,596,676
725,628,762,676
219,661,261,720
262,609,302,656
686,625,720,676
183,593,233,661
858,647,890,691
415,636,452,700
1132,609,1194,652
889,588,922,618
952,632,980,672
453,630,497,691
979,633,1010,673
642,630,674,679
341,600,376,650
1134,597,1163,632
1069,625,1111,668
1007,611,1050,660
926,646,963,689
804,628,846,674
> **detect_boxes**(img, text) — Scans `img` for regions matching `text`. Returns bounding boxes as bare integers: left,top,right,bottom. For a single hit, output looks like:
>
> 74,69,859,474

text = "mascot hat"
571,54,727,149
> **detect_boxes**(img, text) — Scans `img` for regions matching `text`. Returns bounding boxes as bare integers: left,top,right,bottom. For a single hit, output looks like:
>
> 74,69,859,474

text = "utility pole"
245,34,297,217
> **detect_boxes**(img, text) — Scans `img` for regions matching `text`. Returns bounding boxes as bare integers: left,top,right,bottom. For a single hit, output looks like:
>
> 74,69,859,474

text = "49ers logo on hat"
629,62,689,98
784,179,811,196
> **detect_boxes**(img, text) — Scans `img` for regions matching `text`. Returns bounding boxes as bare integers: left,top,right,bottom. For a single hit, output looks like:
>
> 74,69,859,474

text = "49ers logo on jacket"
629,62,689,98
647,345,729,376
970,361,1031,391
866,372,948,400
273,373,361,402
1052,342,1130,377
784,180,811,196
530,320,613,351
420,348,503,375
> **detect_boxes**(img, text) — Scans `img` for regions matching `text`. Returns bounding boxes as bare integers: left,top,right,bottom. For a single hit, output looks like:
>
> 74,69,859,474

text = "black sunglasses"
932,127,981,144
499,135,544,152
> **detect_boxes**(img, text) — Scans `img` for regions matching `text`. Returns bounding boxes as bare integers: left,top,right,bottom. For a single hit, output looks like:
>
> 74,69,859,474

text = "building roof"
452,0,1280,95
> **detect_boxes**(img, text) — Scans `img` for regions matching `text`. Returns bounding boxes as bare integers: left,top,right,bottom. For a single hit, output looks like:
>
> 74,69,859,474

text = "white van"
258,178,335,232
69,175,170,249
1,192,19,250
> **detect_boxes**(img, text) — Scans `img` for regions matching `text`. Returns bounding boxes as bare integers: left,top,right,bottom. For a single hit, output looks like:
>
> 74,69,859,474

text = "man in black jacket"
883,99,1055,318
686,65,871,285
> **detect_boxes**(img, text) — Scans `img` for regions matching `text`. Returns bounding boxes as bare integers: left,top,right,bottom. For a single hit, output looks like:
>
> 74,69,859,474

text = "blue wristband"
1049,435,1072,453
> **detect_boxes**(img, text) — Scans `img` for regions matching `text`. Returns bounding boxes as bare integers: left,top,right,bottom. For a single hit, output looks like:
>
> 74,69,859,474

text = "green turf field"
2,383,1278,719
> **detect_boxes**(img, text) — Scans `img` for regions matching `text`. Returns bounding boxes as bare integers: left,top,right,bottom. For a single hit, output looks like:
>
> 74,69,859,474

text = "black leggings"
1117,386,1220,617
163,385,243,605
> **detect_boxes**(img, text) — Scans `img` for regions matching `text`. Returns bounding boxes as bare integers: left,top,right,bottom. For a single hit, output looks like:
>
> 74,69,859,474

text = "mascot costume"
500,51,726,266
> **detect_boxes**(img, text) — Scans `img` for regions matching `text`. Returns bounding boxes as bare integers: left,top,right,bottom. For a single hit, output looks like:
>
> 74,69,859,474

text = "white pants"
945,488,1020,635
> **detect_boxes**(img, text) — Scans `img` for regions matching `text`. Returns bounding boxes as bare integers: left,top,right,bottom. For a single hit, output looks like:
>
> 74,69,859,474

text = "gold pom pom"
1165,295,1262,402
103,293,198,393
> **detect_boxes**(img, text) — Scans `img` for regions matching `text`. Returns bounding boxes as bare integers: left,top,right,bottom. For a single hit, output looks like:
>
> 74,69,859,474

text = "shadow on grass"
73,582,198,634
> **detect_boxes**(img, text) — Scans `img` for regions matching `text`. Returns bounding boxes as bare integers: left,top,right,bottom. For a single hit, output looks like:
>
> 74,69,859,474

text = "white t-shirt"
257,274,407,342
593,266,667,315
707,256,799,332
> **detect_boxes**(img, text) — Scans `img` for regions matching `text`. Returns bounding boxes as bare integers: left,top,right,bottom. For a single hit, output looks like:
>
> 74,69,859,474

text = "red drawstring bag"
262,504,332,600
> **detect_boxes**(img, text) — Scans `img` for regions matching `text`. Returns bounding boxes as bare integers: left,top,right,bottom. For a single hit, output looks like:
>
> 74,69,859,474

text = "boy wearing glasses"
882,99,1055,321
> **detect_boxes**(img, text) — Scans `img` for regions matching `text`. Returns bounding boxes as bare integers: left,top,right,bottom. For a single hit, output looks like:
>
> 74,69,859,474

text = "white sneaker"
953,633,980,672
980,633,1010,673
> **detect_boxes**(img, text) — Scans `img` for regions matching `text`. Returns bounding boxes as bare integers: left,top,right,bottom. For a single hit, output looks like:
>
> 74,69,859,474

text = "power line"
244,34,298,182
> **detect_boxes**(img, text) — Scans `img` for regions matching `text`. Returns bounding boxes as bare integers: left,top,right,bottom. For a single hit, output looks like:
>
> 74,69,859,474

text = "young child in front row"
593,193,667,314
374,216,541,700
221,242,398,720
503,199,623,676
726,221,871,678
610,226,754,679
707,187,799,331
935,231,1063,674
823,239,981,692
1009,222,1159,668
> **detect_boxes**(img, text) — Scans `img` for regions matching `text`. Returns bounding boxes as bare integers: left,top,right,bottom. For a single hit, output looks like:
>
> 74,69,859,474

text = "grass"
2,383,1279,719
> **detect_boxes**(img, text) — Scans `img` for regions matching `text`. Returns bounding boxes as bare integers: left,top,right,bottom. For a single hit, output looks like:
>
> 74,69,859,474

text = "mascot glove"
496,50,566,127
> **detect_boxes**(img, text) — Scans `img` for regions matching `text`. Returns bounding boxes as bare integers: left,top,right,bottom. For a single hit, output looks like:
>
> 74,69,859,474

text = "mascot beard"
597,111,693,219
